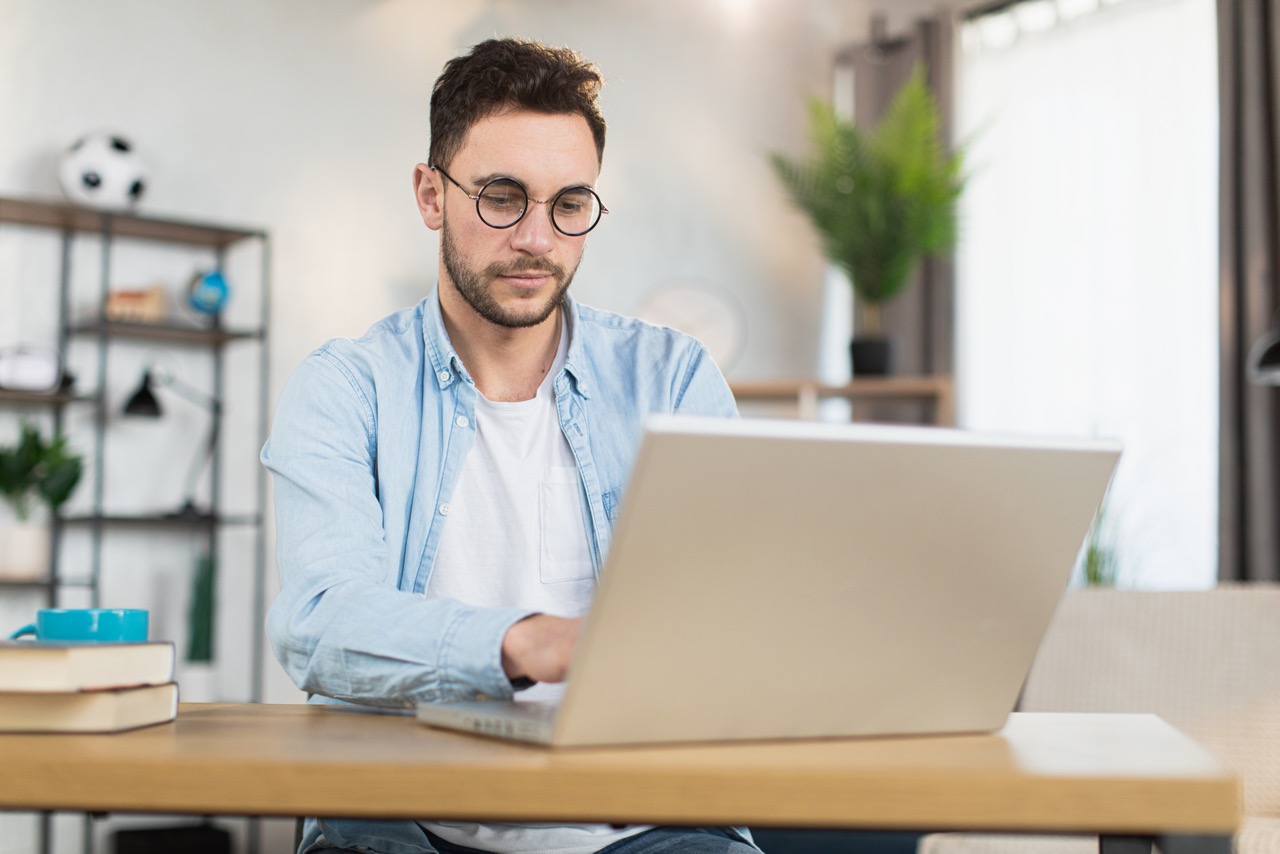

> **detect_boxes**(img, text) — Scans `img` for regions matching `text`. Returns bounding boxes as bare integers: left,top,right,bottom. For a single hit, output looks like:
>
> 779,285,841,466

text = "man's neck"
439,288,563,403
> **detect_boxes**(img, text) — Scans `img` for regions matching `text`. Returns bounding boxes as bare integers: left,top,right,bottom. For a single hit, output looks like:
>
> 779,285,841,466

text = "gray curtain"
838,12,957,379
1219,0,1280,582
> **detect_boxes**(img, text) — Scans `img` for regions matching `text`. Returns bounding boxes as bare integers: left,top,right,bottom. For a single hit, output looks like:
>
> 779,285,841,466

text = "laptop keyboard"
509,700,561,722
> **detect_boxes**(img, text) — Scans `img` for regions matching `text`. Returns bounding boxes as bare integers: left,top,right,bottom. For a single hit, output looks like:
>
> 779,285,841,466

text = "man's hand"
501,614,583,684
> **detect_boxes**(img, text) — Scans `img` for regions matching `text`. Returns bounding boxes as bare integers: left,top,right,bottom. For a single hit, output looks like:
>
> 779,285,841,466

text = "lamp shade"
122,370,163,417
1248,331,1280,386
1250,331,1280,385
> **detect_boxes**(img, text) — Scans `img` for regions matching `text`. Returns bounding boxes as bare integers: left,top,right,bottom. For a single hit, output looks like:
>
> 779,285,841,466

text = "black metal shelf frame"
0,389,99,407
0,196,270,712
60,513,262,528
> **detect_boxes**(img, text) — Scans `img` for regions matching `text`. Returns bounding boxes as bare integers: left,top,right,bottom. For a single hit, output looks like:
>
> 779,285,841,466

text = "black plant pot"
850,337,893,376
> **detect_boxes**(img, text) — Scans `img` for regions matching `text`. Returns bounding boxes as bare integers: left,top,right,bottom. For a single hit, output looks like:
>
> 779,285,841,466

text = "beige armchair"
920,586,1280,854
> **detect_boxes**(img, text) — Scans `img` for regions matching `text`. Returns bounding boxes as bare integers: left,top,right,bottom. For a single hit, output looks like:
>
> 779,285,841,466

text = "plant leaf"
0,424,83,517
767,63,967,324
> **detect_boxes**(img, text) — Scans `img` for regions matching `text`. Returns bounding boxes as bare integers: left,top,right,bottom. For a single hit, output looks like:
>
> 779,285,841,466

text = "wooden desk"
731,377,955,425
0,706,1237,847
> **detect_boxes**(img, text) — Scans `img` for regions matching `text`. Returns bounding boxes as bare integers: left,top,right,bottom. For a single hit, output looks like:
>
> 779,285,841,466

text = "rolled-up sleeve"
262,349,532,707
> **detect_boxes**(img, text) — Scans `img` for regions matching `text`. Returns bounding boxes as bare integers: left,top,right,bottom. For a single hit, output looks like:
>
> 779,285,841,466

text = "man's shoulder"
311,301,428,366
572,300,701,351
568,299,735,415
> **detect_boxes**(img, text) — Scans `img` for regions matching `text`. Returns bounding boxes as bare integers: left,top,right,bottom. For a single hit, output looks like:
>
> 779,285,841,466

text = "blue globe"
188,270,230,315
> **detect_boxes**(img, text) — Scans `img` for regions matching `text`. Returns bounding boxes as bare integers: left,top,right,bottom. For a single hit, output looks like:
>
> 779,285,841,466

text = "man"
263,38,752,854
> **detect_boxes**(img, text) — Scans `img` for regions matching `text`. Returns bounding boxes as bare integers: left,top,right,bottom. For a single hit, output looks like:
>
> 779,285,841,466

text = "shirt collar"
422,285,590,399
422,286,467,389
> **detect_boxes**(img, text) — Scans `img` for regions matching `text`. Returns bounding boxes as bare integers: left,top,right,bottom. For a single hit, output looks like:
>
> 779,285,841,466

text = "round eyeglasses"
433,166,608,237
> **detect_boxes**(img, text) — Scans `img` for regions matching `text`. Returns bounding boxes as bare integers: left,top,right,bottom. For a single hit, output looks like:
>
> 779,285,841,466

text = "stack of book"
0,640,177,733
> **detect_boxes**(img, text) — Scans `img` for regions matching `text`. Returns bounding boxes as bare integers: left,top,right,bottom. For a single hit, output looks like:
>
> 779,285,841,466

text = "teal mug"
9,608,148,643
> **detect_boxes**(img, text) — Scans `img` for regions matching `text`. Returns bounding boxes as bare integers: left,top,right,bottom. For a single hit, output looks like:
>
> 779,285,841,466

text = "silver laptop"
417,414,1121,747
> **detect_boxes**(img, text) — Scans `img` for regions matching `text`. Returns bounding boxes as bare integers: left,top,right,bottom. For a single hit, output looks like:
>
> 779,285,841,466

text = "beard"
441,218,580,329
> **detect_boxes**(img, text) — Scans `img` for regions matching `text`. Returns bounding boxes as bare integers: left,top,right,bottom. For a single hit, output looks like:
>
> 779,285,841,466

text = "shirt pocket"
539,466,594,583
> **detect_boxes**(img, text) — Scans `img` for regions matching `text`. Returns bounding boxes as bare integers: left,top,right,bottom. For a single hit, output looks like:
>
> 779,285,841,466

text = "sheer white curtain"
956,0,1219,588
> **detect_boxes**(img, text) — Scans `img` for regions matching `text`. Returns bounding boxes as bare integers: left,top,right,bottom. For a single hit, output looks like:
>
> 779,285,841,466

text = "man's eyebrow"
471,172,511,187
471,172,598,195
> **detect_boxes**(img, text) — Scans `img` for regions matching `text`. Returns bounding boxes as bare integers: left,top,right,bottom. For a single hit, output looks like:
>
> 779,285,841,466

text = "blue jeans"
422,826,756,853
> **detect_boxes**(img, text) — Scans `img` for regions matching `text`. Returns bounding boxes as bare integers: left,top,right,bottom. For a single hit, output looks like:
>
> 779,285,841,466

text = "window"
956,0,1219,587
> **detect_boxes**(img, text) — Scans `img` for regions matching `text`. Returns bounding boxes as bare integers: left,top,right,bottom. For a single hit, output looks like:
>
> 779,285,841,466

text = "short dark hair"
429,38,607,171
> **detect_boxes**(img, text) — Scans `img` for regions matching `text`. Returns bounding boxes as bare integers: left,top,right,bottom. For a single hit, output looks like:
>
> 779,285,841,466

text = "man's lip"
499,272,555,286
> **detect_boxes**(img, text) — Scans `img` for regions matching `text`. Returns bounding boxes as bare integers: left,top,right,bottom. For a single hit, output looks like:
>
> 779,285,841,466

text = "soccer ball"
57,133,147,210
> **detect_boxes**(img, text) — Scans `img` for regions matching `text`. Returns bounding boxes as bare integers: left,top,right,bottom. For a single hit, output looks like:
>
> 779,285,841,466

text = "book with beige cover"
0,640,175,692
0,641,178,733
0,682,178,733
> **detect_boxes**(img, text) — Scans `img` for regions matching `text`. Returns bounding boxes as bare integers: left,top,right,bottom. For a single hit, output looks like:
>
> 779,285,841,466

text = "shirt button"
437,370,450,383
438,503,450,516
455,415,469,428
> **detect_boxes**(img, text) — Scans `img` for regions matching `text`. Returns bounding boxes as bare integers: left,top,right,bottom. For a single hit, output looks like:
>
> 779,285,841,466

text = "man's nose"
509,203,557,255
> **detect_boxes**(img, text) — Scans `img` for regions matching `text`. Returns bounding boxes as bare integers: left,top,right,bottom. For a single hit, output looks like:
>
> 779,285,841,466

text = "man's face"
436,109,600,329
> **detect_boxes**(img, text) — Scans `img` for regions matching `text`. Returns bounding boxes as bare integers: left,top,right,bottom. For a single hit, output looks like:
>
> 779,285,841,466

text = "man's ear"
413,163,444,231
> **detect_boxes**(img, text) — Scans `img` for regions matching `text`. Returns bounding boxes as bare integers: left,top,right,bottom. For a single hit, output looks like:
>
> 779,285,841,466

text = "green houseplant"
770,65,966,375
1081,497,1119,587
0,423,83,522
0,423,83,580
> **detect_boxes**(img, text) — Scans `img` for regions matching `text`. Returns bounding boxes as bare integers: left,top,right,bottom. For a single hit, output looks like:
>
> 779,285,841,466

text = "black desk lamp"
123,367,221,519
1248,329,1280,386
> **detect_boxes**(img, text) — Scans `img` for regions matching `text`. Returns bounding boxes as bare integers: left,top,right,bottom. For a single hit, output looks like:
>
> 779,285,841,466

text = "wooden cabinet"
731,376,955,426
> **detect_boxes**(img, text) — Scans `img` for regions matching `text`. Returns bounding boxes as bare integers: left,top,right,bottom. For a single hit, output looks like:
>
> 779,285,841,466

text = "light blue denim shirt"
263,290,744,853
263,289,738,710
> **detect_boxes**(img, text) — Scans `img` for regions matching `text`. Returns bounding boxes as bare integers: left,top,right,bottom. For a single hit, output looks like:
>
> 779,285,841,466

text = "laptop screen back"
551,415,1121,746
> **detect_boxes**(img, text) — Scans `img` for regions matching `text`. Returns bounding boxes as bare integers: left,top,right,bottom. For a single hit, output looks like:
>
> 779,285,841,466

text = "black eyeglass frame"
432,165,608,237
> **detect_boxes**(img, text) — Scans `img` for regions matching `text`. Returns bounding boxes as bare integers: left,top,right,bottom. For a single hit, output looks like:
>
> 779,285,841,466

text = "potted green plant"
770,65,966,375
0,423,83,579
1081,498,1120,587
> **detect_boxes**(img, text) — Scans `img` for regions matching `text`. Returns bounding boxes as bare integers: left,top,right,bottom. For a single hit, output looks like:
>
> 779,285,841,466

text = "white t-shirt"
422,323,647,853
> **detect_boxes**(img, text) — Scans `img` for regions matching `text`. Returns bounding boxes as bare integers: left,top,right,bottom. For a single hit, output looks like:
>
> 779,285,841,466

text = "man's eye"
484,193,520,209
555,191,593,217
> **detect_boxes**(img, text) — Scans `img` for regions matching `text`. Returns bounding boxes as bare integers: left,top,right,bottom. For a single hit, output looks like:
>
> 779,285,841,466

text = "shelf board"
69,320,263,346
0,579,54,590
0,195,265,248
60,513,260,529
0,388,97,407
0,578,94,589
730,376,955,400
730,376,956,426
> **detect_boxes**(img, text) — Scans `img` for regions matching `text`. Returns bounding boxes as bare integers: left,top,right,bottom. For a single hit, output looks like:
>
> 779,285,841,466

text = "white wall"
954,0,1220,589
0,0,882,375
